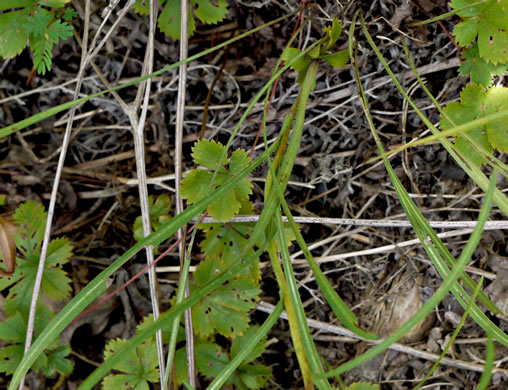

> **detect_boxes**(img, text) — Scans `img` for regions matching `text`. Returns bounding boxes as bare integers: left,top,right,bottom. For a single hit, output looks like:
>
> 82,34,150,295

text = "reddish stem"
248,10,305,157
71,213,208,325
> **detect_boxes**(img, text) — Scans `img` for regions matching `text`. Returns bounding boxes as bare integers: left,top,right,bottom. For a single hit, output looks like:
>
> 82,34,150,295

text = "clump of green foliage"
125,140,272,389
0,0,76,75
0,201,73,378
133,0,228,40
442,0,508,161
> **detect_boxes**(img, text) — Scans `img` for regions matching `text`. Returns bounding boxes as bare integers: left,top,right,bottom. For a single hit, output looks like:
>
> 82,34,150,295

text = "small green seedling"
282,17,349,85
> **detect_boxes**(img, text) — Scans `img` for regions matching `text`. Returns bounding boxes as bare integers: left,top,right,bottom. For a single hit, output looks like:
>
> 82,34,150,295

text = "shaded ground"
0,0,507,389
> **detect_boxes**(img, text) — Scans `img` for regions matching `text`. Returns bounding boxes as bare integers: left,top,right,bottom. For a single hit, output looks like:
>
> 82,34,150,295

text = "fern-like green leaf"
25,10,72,75
24,10,53,38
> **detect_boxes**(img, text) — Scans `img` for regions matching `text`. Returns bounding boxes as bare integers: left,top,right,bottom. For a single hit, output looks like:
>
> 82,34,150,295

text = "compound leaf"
13,200,47,258
102,338,159,390
441,84,508,166
63,7,77,20
158,0,196,40
181,169,216,204
320,49,349,68
43,344,73,376
2,201,72,315
133,194,172,242
483,85,508,152
24,9,53,38
0,345,25,375
181,140,253,222
192,256,260,337
46,18,72,44
191,0,228,24
451,0,508,64
195,342,229,378
459,44,508,86
282,47,311,86
230,325,267,365
0,309,72,376
192,139,227,171
233,364,272,390
321,17,342,52
0,10,29,58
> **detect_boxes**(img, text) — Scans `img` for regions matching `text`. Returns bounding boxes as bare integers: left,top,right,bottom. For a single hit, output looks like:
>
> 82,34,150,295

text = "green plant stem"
413,276,484,390
262,60,333,390
78,241,274,390
477,332,495,390
394,42,503,313
264,97,299,202
267,241,313,389
352,34,507,346
261,61,376,339
409,0,488,26
164,242,193,387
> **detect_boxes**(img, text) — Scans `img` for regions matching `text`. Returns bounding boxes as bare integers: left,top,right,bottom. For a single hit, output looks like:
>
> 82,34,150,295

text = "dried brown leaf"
0,217,17,275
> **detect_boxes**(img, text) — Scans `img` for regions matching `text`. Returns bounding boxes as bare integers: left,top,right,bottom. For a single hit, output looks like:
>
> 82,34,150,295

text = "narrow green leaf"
477,332,495,390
